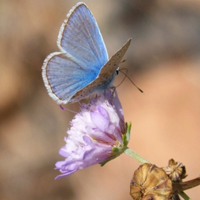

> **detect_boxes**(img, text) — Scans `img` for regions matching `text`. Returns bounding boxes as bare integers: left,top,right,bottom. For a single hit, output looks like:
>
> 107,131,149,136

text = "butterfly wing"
42,3,108,104
71,39,132,103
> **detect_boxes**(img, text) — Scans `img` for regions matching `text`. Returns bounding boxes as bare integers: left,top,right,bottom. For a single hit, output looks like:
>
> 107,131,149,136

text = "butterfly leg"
110,86,116,97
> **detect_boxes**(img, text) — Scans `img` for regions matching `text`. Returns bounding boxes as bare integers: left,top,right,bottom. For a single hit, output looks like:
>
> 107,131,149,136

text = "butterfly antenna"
115,68,128,88
119,68,144,93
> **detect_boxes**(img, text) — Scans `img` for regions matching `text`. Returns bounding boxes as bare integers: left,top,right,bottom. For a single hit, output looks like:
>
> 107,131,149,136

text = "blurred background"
0,0,200,199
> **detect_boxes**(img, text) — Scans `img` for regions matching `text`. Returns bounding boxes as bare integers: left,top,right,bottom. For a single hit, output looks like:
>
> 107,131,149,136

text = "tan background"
0,0,200,199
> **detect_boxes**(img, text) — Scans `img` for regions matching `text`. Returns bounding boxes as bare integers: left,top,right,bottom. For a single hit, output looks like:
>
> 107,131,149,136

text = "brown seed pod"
163,159,187,182
130,163,173,200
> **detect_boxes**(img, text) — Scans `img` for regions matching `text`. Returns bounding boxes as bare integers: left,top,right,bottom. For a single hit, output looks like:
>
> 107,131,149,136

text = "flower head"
55,91,128,179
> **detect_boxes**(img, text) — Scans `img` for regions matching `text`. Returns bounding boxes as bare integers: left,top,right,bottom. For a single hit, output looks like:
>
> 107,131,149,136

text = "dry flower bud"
130,163,173,200
163,159,187,182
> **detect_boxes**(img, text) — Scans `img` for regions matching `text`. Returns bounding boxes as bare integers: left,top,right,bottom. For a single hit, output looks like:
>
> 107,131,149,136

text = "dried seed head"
130,163,173,200
163,159,187,182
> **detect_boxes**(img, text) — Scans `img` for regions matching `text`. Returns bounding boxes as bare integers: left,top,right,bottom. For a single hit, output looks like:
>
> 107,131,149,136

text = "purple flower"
55,91,127,179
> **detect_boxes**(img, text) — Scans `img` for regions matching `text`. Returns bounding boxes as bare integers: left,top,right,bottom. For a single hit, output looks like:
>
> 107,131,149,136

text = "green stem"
179,191,191,200
124,147,149,164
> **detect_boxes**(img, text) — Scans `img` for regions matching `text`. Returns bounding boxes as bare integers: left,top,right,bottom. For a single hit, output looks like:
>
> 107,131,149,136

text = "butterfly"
42,2,131,104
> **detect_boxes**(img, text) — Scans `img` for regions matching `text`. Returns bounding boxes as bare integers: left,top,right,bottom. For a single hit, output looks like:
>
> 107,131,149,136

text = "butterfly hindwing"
43,52,101,104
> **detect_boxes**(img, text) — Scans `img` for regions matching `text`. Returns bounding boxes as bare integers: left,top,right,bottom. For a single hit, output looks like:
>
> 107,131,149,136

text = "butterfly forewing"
70,39,132,103
58,3,108,69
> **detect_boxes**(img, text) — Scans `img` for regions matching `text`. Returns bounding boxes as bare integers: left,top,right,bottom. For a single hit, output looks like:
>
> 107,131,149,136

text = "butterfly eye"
116,67,120,75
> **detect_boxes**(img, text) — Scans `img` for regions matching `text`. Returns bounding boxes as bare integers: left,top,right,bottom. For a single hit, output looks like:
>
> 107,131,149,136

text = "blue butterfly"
42,2,131,104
